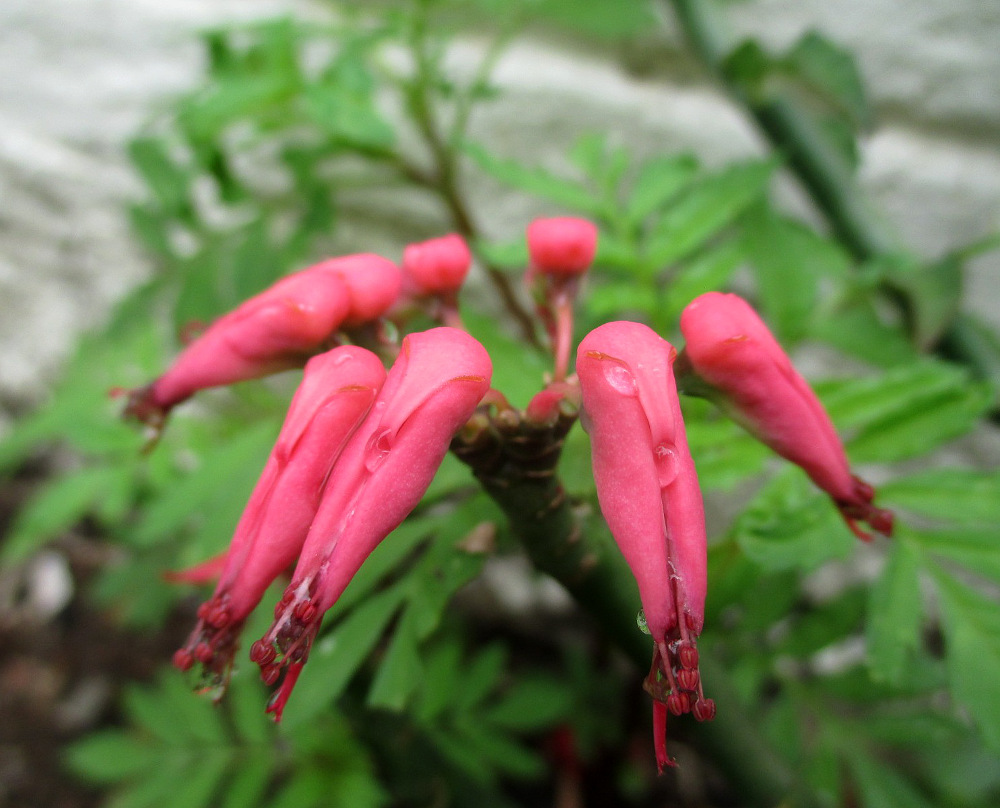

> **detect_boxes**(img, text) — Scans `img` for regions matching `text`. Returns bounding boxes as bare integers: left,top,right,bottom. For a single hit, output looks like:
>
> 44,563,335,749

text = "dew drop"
603,362,637,396
364,428,393,472
636,610,650,635
653,443,678,487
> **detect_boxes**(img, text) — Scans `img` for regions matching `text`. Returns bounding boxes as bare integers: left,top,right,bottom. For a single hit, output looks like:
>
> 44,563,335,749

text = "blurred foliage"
1,0,999,806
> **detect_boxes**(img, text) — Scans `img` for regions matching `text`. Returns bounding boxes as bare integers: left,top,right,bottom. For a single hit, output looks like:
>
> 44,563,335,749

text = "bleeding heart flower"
172,345,387,692
120,254,401,431
679,292,893,540
577,320,713,772
254,327,492,719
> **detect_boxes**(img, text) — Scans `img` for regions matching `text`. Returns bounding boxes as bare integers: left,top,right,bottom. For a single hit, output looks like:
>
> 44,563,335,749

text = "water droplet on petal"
364,428,393,471
653,443,678,487
603,362,637,396
636,609,650,635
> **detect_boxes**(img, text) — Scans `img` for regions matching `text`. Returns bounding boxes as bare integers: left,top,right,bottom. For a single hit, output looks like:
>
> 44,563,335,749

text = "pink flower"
172,346,387,689
253,327,492,718
402,234,472,296
121,254,401,430
679,292,893,540
526,217,598,276
577,321,713,772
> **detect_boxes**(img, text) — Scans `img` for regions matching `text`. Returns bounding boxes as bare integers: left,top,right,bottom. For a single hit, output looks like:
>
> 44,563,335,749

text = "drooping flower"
173,345,387,691
525,217,599,382
253,327,492,718
121,254,401,430
577,321,713,772
678,292,893,540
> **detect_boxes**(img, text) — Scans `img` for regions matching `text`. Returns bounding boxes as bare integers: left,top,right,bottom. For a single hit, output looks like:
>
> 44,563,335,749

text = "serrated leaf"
2,464,133,562
464,142,603,216
64,731,161,783
454,644,507,713
625,153,699,224
866,540,923,684
934,570,1000,752
849,754,937,808
366,608,423,711
643,160,776,273
880,469,1000,527
660,237,745,324
785,31,870,128
483,676,573,732
217,762,274,808
129,137,191,217
453,718,544,780
302,82,394,148
819,362,990,462
914,528,1000,583
742,205,849,341
811,298,917,368
133,422,277,547
734,471,855,572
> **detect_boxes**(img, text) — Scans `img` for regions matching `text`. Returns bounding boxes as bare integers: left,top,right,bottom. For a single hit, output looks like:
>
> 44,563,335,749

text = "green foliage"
2,1,1000,807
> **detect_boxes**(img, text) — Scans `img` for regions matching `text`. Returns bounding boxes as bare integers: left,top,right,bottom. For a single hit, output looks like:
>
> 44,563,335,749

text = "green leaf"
302,82,394,148
866,540,923,684
785,32,870,128
879,252,963,349
643,160,776,272
913,528,1000,584
624,153,699,225
934,570,1000,752
483,676,573,732
819,361,991,462
733,470,854,572
2,464,134,562
280,585,406,728
133,422,277,547
464,141,603,216
659,237,745,324
64,731,161,783
880,469,1000,526
128,137,192,218
453,644,507,713
741,206,849,341
811,298,917,368
366,608,423,711
848,754,937,808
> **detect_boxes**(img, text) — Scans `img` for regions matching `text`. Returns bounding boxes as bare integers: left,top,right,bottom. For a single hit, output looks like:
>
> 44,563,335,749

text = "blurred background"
1,1,999,807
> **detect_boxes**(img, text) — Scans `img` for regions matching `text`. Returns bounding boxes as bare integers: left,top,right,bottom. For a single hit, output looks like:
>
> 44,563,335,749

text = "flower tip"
264,663,304,723
526,217,598,276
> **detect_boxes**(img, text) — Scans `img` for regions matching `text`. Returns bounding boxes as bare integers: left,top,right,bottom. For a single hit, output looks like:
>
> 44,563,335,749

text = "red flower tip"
526,217,598,276
402,234,472,295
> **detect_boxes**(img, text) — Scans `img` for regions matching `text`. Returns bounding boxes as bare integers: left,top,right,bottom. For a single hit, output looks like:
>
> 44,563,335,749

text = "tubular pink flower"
172,346,386,691
577,321,713,771
120,254,401,430
402,234,472,296
525,217,599,383
679,292,893,540
255,327,492,719
526,217,598,276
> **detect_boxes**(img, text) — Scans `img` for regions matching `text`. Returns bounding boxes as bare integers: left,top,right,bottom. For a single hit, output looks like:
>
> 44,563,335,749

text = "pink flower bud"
402,234,472,296
257,327,492,719
311,253,402,326
577,320,712,769
526,217,598,276
121,254,401,430
173,346,386,689
679,292,893,540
